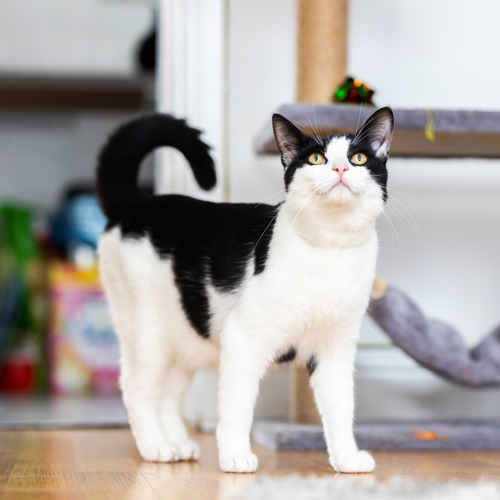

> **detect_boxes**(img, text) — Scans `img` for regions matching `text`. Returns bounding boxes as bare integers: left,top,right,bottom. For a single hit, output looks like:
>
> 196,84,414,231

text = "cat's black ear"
353,107,394,159
272,114,308,168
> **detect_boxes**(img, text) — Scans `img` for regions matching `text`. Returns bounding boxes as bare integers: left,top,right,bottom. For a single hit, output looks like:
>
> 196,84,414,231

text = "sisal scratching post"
291,0,350,425
290,363,321,424
296,0,348,103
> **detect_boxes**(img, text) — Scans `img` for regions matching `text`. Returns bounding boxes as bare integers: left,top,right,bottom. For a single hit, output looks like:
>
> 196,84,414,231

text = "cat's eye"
351,152,367,165
308,153,325,165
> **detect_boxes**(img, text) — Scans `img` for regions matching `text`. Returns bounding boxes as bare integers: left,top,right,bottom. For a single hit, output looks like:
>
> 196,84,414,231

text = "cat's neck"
279,200,378,249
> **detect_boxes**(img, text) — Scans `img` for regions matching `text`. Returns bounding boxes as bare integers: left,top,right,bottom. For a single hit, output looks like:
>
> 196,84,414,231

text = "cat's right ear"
272,114,308,168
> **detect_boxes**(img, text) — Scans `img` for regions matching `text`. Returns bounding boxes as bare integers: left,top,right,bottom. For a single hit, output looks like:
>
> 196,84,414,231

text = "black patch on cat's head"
272,108,394,199
272,114,328,190
348,107,394,202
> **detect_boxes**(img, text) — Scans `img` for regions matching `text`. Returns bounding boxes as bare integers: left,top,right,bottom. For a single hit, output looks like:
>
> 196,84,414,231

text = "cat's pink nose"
332,164,349,179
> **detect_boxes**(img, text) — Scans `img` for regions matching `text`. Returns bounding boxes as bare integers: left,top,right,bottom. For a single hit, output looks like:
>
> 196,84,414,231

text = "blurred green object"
1,204,39,268
0,202,48,393
333,76,375,106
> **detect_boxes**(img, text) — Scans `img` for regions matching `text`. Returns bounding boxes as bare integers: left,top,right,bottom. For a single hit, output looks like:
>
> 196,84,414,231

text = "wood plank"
0,74,147,111
0,429,499,499
255,103,500,158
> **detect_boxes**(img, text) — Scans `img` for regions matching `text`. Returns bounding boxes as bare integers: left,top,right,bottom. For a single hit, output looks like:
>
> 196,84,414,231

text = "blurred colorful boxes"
48,263,119,396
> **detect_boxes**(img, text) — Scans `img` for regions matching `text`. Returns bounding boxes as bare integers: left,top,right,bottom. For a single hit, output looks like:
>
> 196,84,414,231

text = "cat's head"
272,107,394,245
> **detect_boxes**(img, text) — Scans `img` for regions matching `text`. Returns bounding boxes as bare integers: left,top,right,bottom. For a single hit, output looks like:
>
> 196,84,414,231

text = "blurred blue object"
51,193,107,250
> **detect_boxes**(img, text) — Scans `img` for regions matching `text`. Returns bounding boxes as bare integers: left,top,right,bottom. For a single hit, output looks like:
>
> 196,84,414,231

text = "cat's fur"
96,107,394,473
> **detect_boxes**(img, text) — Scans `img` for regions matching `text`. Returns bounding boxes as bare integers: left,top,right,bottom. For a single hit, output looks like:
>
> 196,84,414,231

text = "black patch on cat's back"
276,347,296,364
173,260,211,339
115,194,279,339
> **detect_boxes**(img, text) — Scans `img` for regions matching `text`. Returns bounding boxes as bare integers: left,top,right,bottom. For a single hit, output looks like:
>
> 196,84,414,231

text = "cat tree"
258,0,500,447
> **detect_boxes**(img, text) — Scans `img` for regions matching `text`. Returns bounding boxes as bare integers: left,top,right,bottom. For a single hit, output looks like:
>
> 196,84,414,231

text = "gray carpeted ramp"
253,420,500,451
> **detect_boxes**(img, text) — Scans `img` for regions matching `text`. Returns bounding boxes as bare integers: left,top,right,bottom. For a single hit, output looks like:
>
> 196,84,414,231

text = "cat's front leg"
309,339,375,474
216,318,270,473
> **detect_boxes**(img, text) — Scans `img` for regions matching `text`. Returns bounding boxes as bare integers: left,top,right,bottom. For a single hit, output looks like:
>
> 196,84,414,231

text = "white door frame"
156,0,228,201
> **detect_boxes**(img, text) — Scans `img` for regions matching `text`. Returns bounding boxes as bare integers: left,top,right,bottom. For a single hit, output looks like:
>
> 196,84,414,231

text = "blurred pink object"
48,263,120,396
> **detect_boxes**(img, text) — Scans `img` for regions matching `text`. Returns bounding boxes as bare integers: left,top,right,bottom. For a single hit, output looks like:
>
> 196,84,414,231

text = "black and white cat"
96,107,394,474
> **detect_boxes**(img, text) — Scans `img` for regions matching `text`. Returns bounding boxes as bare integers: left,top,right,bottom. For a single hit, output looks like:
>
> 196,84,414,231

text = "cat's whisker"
351,122,386,146
253,211,280,253
381,209,399,255
288,189,319,235
311,180,327,217
311,103,324,144
387,187,428,205
361,173,424,205
385,203,421,237
355,103,364,133
286,115,322,146
366,182,423,236
254,189,287,207
313,178,336,193
389,194,418,227
304,111,323,145
348,185,400,254
312,191,321,217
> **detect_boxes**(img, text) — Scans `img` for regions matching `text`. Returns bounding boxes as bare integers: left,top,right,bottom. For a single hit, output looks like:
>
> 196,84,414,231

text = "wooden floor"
0,429,499,499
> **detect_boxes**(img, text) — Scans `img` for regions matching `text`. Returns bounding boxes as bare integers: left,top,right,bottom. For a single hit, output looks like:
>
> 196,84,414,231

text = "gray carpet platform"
253,419,500,451
255,103,500,158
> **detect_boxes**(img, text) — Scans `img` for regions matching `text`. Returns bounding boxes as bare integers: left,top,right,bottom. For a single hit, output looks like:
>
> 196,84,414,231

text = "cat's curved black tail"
96,114,216,221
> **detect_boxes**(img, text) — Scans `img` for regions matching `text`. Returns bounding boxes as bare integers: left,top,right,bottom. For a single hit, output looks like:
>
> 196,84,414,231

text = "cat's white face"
288,135,384,209
272,108,394,246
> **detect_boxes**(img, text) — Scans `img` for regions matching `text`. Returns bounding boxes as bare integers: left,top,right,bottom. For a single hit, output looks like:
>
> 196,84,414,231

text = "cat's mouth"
329,180,352,192
311,179,356,200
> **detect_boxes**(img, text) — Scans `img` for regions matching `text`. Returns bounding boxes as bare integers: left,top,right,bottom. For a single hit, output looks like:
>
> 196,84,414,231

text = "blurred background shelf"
0,396,127,429
255,103,500,159
0,74,153,111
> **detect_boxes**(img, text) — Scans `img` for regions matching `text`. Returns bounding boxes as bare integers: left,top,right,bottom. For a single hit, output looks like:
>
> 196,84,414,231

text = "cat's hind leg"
159,363,200,461
119,301,181,463
99,232,182,462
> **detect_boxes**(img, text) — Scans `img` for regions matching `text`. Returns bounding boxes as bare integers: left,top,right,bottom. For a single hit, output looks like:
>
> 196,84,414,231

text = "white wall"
228,0,297,203
0,0,151,76
348,0,500,111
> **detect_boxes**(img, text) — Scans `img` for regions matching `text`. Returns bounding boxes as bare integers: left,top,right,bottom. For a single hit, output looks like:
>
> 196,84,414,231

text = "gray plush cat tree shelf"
255,103,500,158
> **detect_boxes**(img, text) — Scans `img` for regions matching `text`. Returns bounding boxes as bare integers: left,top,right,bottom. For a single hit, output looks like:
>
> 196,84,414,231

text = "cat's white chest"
238,214,378,350
274,234,375,308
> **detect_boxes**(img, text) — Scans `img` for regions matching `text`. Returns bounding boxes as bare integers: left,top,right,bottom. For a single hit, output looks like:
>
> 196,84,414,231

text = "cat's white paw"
332,450,375,474
176,439,201,461
140,441,180,462
219,452,258,473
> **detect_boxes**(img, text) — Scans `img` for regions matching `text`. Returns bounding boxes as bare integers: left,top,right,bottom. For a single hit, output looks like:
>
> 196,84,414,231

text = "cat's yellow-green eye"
351,152,367,165
308,153,325,165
